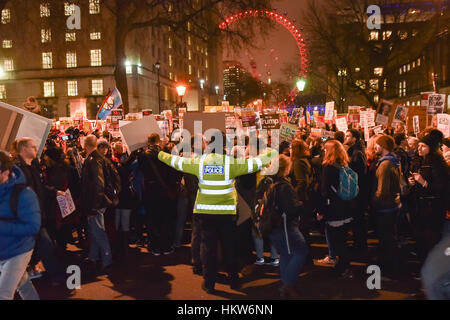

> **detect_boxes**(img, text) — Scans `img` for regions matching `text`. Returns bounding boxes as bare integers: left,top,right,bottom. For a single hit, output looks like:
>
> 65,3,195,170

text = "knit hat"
376,135,395,152
44,147,64,163
420,129,444,152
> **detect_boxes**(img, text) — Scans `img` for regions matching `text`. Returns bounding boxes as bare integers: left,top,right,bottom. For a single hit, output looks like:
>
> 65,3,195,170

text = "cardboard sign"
119,115,162,153
289,108,304,125
427,94,446,115
110,109,123,125
413,115,420,134
261,113,281,130
376,100,393,125
335,117,348,132
325,102,335,121
0,107,23,151
437,113,450,138
347,106,360,123
373,125,384,134
183,112,226,135
279,123,298,143
0,102,53,157
310,128,322,137
57,189,76,219
322,130,335,138
393,105,408,124
367,109,376,127
240,108,256,127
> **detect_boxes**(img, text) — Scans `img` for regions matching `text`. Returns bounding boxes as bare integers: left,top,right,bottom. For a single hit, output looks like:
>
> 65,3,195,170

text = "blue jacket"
0,166,41,260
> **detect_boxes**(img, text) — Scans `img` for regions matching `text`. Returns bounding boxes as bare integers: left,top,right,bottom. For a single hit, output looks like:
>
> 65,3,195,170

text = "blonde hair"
366,133,383,161
322,140,349,166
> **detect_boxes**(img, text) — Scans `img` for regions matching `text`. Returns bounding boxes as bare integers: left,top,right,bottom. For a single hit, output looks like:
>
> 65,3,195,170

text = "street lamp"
176,84,186,103
296,78,306,92
153,62,161,114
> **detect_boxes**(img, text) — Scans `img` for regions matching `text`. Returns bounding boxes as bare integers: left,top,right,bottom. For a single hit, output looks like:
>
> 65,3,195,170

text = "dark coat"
347,142,369,209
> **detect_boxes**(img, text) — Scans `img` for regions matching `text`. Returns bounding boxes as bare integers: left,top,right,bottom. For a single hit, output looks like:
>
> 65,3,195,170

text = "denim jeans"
0,250,40,300
251,228,278,260
324,225,337,259
115,208,131,232
269,226,308,286
88,209,113,267
32,227,64,281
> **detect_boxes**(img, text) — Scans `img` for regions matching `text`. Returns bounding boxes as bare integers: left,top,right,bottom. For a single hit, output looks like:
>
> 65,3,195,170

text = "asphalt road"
32,227,425,300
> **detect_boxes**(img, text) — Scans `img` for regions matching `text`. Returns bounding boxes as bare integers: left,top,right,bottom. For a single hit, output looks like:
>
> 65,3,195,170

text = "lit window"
355,80,366,89
403,80,406,96
384,79,387,92
374,67,383,76
89,0,100,14
0,85,6,99
4,59,14,71
398,81,403,97
40,3,50,17
67,81,78,97
399,67,402,75
205,49,208,56
169,37,172,49
1,9,10,24
355,67,360,72
66,32,76,42
412,101,415,106
187,22,191,32
169,55,173,67
66,51,77,68
2,40,12,48
370,79,379,91
382,30,392,40
91,79,103,95
188,36,191,46
398,30,408,40
168,4,172,12
125,61,132,74
403,65,406,72
90,32,101,40
374,95,379,104
188,50,192,60
169,72,173,80
64,3,75,16
42,52,52,69
406,101,410,106
417,100,420,106
90,49,102,66
369,31,379,41
43,81,54,97
407,64,410,71
412,61,415,68
189,65,192,75
205,59,208,69
417,58,421,66
41,29,51,43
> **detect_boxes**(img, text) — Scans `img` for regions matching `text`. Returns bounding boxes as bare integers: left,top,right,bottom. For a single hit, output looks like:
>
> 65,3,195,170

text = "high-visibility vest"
158,149,279,215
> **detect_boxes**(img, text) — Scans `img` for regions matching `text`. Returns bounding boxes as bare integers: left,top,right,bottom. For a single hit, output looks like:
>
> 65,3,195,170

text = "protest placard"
279,123,298,143
373,125,384,134
0,107,23,151
367,109,376,127
183,112,226,135
310,128,322,137
261,113,281,130
57,189,76,219
376,100,393,125
413,115,420,134
240,108,256,127
119,115,162,154
393,105,408,124
335,117,348,132
289,107,304,125
427,94,446,115
437,113,450,138
325,102,335,121
348,106,360,123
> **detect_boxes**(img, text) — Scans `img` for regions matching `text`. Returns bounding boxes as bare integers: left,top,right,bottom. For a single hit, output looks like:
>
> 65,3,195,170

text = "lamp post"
296,78,306,123
176,84,186,104
153,62,161,114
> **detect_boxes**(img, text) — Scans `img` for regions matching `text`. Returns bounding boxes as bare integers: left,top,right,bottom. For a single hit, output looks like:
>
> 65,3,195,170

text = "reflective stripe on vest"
198,154,207,181
247,158,254,174
195,204,236,211
199,179,234,186
254,157,262,171
224,155,230,180
177,157,184,171
199,187,234,195
171,155,179,168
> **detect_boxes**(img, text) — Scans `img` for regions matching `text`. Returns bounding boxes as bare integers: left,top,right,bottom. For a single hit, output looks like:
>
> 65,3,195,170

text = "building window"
91,79,103,95
403,80,406,96
374,95,379,104
403,65,406,73
90,49,102,66
43,81,54,97
66,32,76,42
355,67,360,72
125,61,132,74
417,58,421,66
2,40,12,48
168,37,172,49
42,52,52,69
374,67,383,76
188,50,192,60
355,80,366,89
383,79,387,92
40,3,50,17
152,44,155,57
169,72,173,80
399,67,402,75
89,0,100,14
398,30,408,40
169,55,173,67
398,81,402,97
90,32,101,40
0,85,6,99
382,30,392,40
4,59,14,71
205,59,208,69
370,79,379,91
1,9,10,24
41,29,51,43
187,22,191,32
64,2,75,16
188,36,192,46
66,51,77,68
369,31,379,41
67,81,78,96
189,65,192,75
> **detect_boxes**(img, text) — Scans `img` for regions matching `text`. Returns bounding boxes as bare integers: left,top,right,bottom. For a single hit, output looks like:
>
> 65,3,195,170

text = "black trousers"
191,215,202,269
197,214,238,289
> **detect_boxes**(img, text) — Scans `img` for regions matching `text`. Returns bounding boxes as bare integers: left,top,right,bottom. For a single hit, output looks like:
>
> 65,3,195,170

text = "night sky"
223,0,308,84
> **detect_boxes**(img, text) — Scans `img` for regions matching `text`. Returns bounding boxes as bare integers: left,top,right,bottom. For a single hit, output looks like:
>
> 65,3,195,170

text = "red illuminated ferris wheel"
219,10,309,106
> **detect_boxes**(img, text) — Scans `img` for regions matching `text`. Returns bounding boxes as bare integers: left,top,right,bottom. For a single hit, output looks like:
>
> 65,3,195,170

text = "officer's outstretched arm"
231,148,279,178
158,151,199,176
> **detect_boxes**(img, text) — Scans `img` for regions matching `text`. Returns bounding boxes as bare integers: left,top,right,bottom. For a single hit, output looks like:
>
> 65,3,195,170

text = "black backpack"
103,159,121,203
258,181,285,236
0,184,27,221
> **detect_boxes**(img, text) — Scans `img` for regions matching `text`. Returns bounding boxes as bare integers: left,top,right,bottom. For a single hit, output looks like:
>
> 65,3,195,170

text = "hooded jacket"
370,153,401,212
0,166,41,260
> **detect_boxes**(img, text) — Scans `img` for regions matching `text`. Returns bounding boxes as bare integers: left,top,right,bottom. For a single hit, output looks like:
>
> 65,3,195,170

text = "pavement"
32,228,426,300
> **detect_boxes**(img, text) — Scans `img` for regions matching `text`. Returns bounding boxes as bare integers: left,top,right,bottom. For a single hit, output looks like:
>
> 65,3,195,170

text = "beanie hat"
420,129,444,152
44,147,64,163
376,135,395,153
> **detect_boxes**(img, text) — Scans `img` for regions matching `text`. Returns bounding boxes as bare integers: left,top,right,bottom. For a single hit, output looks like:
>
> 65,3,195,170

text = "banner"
437,113,450,138
427,94,446,115
324,102,335,121
376,100,393,125
57,189,76,219
119,115,162,154
261,113,281,130
97,88,123,120
279,123,298,143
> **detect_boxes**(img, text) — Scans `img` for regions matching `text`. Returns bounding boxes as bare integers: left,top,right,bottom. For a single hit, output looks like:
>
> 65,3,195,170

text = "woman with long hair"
317,140,354,279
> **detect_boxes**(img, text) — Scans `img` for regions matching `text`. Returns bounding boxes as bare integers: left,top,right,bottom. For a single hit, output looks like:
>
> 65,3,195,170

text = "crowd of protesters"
0,121,449,300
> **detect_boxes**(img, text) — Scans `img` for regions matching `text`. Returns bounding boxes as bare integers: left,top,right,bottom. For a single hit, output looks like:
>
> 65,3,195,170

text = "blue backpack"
331,166,359,201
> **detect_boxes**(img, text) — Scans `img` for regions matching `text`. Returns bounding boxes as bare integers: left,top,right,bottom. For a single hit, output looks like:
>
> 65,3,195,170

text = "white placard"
413,115,420,135
437,113,450,138
57,189,76,219
325,101,335,121
373,125,384,134
119,115,162,154
367,109,376,127
335,117,348,132
427,94,446,115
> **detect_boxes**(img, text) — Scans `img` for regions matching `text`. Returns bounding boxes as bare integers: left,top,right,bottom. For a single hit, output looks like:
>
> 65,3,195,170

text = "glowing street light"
296,78,306,92
176,84,187,103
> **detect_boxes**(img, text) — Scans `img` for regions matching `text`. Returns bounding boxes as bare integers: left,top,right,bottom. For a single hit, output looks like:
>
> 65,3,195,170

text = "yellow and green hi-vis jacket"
158,149,279,215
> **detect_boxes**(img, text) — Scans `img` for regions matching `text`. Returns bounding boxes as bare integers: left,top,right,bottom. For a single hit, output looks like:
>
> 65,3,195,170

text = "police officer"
158,133,278,293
